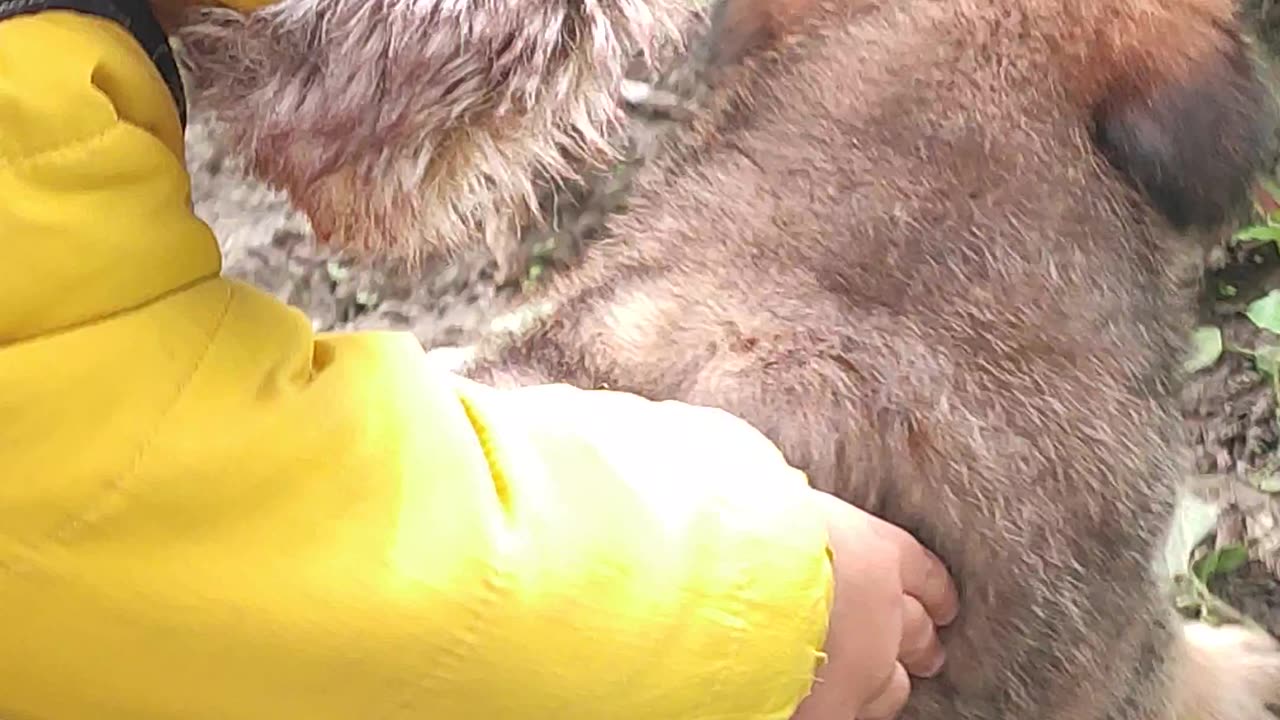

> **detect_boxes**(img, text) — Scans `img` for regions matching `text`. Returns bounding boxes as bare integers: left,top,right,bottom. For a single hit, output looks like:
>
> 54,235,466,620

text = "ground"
188,16,1280,635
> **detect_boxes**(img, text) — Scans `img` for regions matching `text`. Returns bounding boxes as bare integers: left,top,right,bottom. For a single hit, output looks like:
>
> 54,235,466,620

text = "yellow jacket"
0,7,834,719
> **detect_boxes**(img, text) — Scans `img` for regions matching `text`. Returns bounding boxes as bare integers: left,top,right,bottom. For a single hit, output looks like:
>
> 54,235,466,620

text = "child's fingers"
857,663,910,720
898,595,946,678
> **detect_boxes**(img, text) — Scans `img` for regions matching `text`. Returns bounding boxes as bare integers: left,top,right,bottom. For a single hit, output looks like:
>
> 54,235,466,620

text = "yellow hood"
0,10,217,343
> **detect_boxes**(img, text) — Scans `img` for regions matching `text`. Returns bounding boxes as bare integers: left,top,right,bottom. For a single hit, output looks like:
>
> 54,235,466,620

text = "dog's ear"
705,0,825,69
1092,25,1277,230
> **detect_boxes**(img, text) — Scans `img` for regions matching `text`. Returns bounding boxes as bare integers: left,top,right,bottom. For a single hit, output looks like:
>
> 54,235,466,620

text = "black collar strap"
0,0,186,127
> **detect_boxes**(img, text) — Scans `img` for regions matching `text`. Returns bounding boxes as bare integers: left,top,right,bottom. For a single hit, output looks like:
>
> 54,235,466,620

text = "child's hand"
486,381,959,720
792,491,958,720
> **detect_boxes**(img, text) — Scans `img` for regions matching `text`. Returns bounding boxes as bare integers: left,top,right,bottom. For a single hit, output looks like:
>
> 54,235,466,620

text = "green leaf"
1214,545,1250,575
1219,284,1239,298
1233,225,1280,243
325,259,350,282
1161,493,1220,581
1245,290,1280,334
1253,345,1280,378
1192,544,1250,584
1184,326,1224,373
1192,550,1219,584
1254,475,1280,493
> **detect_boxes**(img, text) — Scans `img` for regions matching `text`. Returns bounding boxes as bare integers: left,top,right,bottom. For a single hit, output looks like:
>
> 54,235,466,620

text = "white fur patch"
1177,620,1280,720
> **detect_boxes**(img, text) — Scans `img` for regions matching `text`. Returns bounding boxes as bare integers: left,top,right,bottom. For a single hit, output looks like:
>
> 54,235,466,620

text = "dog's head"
174,0,690,265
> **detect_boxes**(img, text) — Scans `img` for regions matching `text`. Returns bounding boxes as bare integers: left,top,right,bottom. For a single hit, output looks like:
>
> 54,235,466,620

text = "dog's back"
469,0,1280,717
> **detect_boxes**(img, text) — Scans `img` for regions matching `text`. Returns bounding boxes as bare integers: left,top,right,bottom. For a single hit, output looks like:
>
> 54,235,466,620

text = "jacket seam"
0,280,235,577
0,121,121,171
697,502,753,720
376,390,513,718
0,272,222,350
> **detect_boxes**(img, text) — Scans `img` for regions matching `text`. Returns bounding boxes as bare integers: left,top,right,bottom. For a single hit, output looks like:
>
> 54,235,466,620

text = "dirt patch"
188,119,520,350
1181,235,1280,627
1210,559,1280,636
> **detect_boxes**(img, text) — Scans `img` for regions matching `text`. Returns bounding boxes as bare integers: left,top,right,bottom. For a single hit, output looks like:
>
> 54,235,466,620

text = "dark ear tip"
1093,36,1278,231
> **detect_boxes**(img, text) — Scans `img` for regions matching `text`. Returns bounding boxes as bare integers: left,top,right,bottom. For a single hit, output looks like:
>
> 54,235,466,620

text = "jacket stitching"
0,281,235,576
376,389,514,719
696,502,753,720
0,122,120,171
0,272,222,350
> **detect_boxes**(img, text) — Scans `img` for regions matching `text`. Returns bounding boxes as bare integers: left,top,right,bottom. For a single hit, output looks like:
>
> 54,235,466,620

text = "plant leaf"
1184,326,1224,373
1162,493,1220,581
1192,550,1220,584
1192,544,1250,584
1233,225,1280,243
1253,345,1280,378
1213,545,1250,576
1245,290,1280,334
325,259,350,282
1254,475,1280,493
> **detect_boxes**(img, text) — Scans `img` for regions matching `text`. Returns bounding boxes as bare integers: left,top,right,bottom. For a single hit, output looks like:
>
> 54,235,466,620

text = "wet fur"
460,0,1280,717
177,0,1280,716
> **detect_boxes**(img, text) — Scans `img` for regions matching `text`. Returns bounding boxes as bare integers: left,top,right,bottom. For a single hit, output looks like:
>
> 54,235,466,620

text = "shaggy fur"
176,0,1280,717
458,0,1280,718
172,0,691,280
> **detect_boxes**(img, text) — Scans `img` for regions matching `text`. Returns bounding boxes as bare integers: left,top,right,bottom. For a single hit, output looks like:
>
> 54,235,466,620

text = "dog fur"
173,0,693,280
176,0,1280,717
461,0,1280,717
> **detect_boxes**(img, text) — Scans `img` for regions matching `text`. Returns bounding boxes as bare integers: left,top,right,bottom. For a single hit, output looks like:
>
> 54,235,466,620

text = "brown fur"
178,0,1280,717
458,0,1280,718
171,0,693,280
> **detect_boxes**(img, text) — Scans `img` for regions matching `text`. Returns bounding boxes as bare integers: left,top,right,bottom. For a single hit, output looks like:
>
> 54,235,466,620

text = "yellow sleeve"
0,7,835,720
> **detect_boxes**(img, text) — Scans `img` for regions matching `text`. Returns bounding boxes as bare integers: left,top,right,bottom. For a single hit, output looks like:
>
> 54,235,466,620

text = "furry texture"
1176,621,1280,719
173,0,691,279
175,0,1280,716
457,0,1280,718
